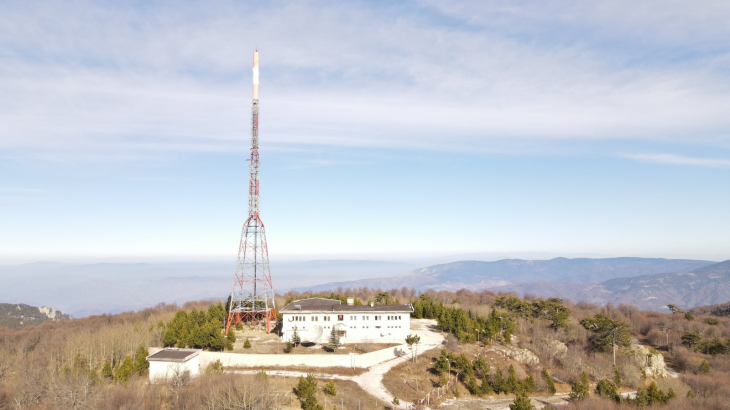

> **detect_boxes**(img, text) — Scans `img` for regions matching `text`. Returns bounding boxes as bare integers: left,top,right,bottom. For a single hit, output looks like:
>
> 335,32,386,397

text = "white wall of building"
148,355,200,383
282,311,410,344
200,342,411,369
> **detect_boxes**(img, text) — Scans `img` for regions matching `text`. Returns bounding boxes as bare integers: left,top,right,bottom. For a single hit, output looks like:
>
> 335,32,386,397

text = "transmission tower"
225,50,276,334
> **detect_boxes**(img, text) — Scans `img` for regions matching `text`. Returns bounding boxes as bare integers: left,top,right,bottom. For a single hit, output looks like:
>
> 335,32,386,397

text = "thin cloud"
1,1,729,158
621,153,730,168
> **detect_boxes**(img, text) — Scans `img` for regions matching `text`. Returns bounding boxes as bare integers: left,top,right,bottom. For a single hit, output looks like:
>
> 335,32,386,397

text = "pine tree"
244,338,252,349
102,360,113,380
541,368,556,395
292,327,301,347
700,360,710,374
405,334,421,363
580,314,631,366
522,375,536,393
133,345,149,376
507,365,519,393
568,372,589,401
328,327,342,352
509,388,534,410
492,367,506,394
325,380,337,396
226,328,236,350
114,356,135,384
295,373,323,410
595,379,620,403
613,366,622,388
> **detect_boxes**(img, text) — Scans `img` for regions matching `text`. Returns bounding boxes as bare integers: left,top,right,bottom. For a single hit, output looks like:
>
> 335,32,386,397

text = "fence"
405,372,459,410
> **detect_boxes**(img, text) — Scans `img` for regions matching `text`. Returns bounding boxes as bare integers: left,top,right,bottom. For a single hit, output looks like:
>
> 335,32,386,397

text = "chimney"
347,297,354,306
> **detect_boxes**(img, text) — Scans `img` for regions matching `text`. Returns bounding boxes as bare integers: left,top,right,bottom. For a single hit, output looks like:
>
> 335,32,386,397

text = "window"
337,314,344,321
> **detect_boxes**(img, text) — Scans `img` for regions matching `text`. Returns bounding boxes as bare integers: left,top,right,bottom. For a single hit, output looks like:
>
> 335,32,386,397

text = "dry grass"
230,329,399,355
229,364,367,376
264,375,390,410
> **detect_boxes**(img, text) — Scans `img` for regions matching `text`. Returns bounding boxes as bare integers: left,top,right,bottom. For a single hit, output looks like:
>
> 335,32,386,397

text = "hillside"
303,257,712,293
301,257,730,311
600,260,730,310
0,303,71,329
492,260,730,311
691,301,730,317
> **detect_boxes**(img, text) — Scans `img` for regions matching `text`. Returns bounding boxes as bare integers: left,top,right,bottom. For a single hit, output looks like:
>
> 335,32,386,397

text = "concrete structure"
280,298,413,344
147,348,201,383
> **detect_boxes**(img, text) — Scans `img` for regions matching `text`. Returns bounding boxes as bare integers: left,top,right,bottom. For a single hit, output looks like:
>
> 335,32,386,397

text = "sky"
1,0,730,263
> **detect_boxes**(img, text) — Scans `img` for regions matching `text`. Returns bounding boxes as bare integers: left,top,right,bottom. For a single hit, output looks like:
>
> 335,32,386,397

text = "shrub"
243,338,252,349
569,372,589,401
325,380,337,396
594,379,620,403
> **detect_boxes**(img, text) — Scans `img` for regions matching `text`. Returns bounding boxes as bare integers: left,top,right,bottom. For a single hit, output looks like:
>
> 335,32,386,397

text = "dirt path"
441,394,571,409
226,319,445,408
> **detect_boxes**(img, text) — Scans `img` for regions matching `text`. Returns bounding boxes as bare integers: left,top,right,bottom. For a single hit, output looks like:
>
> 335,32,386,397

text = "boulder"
632,344,667,378
486,344,540,366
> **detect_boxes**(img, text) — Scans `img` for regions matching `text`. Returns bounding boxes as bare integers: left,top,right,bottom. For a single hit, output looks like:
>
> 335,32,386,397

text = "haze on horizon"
2,1,730,265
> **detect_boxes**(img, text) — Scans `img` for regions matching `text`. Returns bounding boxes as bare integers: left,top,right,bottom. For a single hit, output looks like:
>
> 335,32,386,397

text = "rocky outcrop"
486,344,540,365
632,344,667,378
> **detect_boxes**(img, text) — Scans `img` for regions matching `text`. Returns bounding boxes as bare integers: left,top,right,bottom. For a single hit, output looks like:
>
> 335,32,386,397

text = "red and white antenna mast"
226,50,276,334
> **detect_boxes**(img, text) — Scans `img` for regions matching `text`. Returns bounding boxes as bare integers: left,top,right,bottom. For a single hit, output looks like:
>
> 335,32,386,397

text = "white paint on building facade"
147,348,201,383
280,298,413,344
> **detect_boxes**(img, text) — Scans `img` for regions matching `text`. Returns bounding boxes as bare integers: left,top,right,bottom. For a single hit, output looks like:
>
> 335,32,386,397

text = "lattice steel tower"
226,50,276,334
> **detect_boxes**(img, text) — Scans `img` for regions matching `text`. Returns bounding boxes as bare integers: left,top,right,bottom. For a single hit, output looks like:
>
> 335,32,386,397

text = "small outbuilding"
146,348,201,383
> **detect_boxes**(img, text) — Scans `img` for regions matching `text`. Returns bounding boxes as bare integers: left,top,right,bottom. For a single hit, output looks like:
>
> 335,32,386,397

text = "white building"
280,298,413,344
147,348,201,383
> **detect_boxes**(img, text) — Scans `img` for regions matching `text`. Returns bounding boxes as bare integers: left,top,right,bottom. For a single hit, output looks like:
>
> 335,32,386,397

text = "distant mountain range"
0,303,71,329
301,257,730,311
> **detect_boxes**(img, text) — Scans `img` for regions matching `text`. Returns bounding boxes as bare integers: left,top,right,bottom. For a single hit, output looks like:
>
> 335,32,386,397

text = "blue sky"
1,0,730,263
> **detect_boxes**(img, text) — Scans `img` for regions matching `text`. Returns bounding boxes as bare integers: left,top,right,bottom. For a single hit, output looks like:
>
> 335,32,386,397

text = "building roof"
147,348,200,362
280,298,413,313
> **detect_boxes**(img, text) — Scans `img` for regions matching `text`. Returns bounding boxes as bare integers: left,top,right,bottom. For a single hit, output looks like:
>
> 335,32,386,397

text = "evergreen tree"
568,372,589,401
634,381,672,406
541,369,556,395
492,368,506,394
226,328,236,350
613,366,622,388
507,365,519,393
325,380,337,396
405,334,421,362
102,360,113,380
295,373,323,410
522,375,536,393
292,327,301,347
114,356,135,384
681,332,702,348
480,376,494,395
328,327,342,352
700,360,711,374
133,345,149,376
244,338,252,349
434,350,450,374
580,314,631,366
595,380,620,403
509,387,534,410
